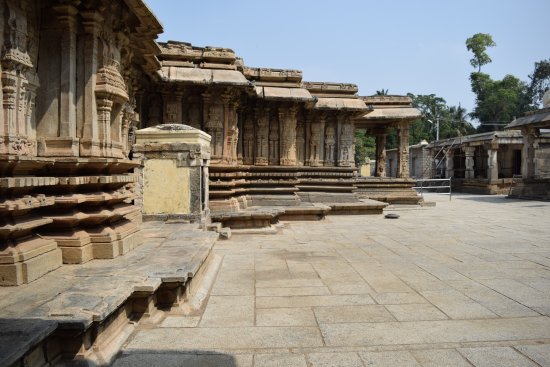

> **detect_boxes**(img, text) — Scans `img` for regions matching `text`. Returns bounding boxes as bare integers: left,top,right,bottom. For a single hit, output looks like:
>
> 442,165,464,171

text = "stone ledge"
0,222,218,366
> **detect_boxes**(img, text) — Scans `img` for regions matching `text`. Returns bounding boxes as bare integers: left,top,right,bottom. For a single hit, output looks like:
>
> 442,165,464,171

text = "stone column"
202,91,224,163
324,119,336,167
163,91,182,124
54,2,78,139
397,121,410,178
309,114,325,167
487,141,499,182
255,106,269,165
338,115,354,167
521,127,537,179
96,97,113,156
221,90,238,164
279,105,297,166
296,111,305,166
304,113,312,165
80,11,102,156
463,146,475,179
372,130,387,178
445,149,454,179
268,108,279,165
1,68,17,146
242,111,254,165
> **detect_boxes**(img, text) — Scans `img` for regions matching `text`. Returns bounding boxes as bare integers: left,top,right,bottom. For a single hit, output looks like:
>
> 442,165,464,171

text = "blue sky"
144,0,549,117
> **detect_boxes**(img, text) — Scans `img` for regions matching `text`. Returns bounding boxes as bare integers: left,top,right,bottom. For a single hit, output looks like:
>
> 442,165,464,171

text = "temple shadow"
110,349,240,367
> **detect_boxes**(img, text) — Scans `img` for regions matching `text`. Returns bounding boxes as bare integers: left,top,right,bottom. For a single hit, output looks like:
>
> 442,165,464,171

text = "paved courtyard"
114,194,550,366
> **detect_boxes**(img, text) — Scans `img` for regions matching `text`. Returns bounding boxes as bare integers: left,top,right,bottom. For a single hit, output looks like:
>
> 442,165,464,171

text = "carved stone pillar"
445,149,454,179
222,98,239,165
242,111,254,165
80,11,102,156
255,106,269,165
373,130,387,178
309,114,325,167
521,127,537,179
279,105,297,166
324,117,336,167
463,146,475,179
268,109,279,165
163,91,182,124
487,141,499,182
397,121,410,178
338,115,354,167
304,114,312,165
1,69,18,150
54,3,78,139
296,111,305,166
202,91,223,163
96,97,113,156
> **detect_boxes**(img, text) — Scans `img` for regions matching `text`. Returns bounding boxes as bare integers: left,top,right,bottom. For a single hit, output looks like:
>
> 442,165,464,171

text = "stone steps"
0,222,219,367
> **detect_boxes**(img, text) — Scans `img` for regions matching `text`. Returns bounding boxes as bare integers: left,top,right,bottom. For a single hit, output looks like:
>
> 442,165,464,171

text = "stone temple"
0,0,546,366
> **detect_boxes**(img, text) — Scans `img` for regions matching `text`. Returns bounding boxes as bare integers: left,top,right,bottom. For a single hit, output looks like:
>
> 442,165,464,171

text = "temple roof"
428,130,524,148
254,86,314,102
304,82,367,111
354,95,421,128
506,108,550,130
156,41,250,87
158,67,250,87
245,67,313,101
360,107,421,120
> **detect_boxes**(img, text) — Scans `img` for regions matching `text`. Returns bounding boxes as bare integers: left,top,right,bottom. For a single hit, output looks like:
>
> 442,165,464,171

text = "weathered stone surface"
125,326,324,350
458,347,538,367
256,307,317,326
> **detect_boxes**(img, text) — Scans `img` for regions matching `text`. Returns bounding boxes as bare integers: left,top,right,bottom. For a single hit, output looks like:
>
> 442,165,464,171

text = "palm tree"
449,104,475,136
375,89,389,96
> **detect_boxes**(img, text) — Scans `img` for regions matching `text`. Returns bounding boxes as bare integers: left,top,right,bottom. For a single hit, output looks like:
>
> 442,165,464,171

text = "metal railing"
413,178,452,200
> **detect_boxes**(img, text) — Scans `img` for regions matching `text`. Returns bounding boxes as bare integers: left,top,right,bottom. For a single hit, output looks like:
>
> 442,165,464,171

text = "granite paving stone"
253,353,308,367
107,194,550,366
457,347,538,367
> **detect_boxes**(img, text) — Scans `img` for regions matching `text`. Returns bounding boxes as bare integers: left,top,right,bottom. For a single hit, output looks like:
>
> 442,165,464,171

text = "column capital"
81,11,104,34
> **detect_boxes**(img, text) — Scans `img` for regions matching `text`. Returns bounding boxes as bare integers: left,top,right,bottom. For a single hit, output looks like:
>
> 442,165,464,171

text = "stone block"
60,243,94,264
0,237,62,286
0,248,62,286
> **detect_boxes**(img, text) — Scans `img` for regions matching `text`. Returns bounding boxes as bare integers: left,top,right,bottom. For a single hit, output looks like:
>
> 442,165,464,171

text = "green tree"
354,130,375,166
466,33,496,72
470,73,533,132
375,89,389,96
527,59,550,107
406,93,474,142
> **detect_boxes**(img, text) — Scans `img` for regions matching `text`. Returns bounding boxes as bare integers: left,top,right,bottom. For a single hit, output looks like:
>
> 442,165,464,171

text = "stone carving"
0,0,162,286
203,94,224,161
338,116,354,167
309,115,324,167
296,111,305,166
268,110,279,165
279,105,297,166
242,112,254,165
255,107,269,165
324,121,336,166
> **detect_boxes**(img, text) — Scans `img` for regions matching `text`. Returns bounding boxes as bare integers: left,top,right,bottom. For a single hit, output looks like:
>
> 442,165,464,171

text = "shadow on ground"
112,350,239,367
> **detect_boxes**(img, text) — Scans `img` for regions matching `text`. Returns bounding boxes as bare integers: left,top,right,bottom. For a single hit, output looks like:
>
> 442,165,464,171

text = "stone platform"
113,194,550,367
0,222,219,367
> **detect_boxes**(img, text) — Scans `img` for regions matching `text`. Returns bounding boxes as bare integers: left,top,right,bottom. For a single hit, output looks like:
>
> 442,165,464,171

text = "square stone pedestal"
134,124,211,224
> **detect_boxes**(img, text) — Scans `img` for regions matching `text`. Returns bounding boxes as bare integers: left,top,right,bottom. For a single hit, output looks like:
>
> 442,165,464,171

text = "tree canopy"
469,72,533,132
527,59,550,107
466,33,496,72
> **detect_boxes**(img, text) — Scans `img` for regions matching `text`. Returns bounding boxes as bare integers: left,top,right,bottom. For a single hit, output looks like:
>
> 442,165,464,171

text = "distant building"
386,131,550,194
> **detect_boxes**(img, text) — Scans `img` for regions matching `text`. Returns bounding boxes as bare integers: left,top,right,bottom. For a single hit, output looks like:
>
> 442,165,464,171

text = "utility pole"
436,117,440,141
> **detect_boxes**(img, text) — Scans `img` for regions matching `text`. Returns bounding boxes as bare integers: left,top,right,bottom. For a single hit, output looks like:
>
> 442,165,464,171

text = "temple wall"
0,0,161,286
